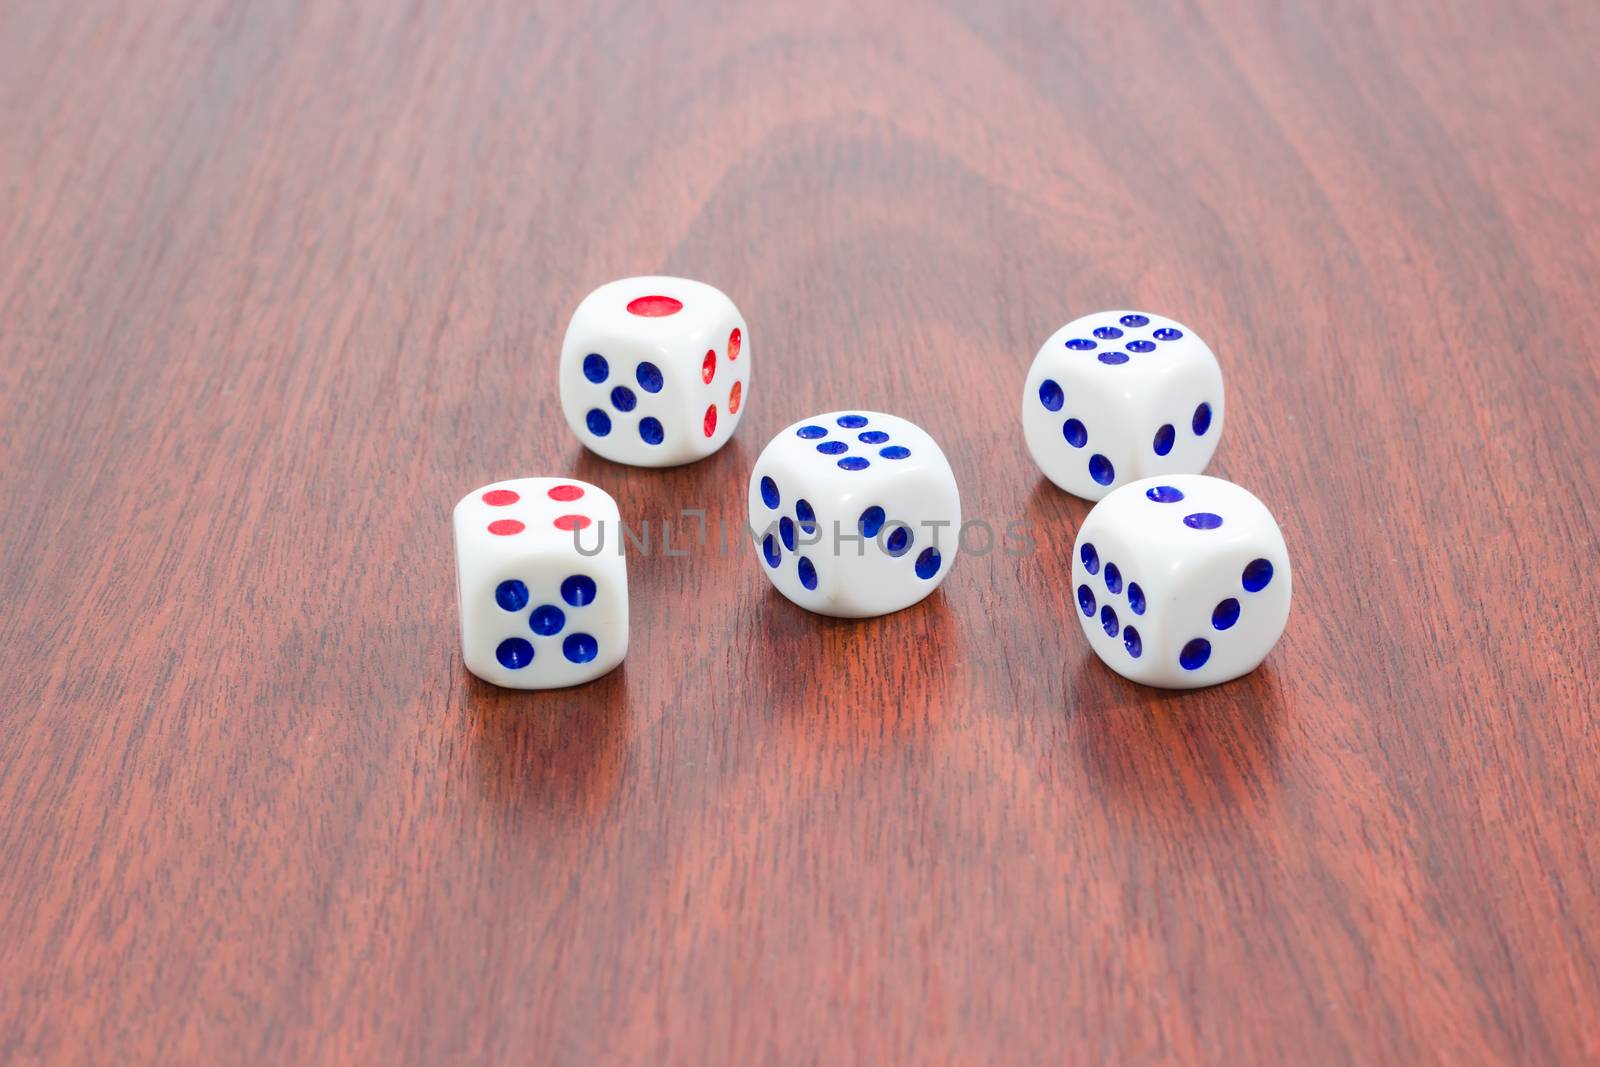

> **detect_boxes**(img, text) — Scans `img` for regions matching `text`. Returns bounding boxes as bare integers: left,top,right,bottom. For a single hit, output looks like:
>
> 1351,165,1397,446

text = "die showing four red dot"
482,484,594,535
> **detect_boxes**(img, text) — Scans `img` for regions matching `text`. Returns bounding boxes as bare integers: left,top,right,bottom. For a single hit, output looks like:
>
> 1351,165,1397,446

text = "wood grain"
2,0,1598,1063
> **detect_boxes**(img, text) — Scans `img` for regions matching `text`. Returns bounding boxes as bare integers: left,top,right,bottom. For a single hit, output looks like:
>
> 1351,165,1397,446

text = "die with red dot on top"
560,276,749,467
1022,310,1223,500
748,412,960,618
1071,474,1291,689
453,477,627,689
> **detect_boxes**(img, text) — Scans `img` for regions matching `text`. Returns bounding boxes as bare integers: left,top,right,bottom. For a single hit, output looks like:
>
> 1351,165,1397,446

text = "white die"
453,477,628,689
1022,310,1224,500
1071,475,1291,689
747,411,960,618
559,276,749,467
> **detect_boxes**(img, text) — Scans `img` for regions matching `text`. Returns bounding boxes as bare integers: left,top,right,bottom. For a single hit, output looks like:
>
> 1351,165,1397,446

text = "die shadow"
465,665,629,825
1068,655,1290,818
744,586,963,750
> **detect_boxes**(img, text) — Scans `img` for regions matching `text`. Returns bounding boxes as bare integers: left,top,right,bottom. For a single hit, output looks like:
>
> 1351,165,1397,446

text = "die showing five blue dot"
561,575,597,607
529,604,566,636
495,579,529,612
563,633,599,664
496,638,534,669
779,516,796,551
760,476,780,509
797,557,818,590
491,574,603,670
580,352,681,442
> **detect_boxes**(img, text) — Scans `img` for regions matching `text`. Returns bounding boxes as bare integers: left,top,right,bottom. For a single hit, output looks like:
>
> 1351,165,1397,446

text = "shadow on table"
464,665,629,820
1068,656,1290,816
743,586,962,747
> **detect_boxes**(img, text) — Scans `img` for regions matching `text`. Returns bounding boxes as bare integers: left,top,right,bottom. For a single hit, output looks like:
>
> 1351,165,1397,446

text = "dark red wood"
2,0,1598,1063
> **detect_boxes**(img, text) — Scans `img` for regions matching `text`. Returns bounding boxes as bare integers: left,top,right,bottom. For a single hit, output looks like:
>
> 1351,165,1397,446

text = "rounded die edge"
462,638,628,690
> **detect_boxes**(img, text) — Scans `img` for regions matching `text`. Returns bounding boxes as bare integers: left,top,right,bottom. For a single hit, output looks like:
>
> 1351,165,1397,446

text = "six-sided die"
453,477,627,689
1071,474,1291,689
747,411,960,618
1023,310,1224,500
559,276,748,467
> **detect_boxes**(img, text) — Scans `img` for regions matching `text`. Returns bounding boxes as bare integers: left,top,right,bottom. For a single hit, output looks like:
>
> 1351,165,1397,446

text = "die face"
748,412,960,618
1071,475,1290,689
453,478,628,689
1023,310,1224,500
559,276,748,468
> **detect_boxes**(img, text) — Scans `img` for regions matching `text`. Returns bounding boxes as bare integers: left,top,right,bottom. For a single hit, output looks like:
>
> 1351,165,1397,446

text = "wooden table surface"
4,1,1598,1063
